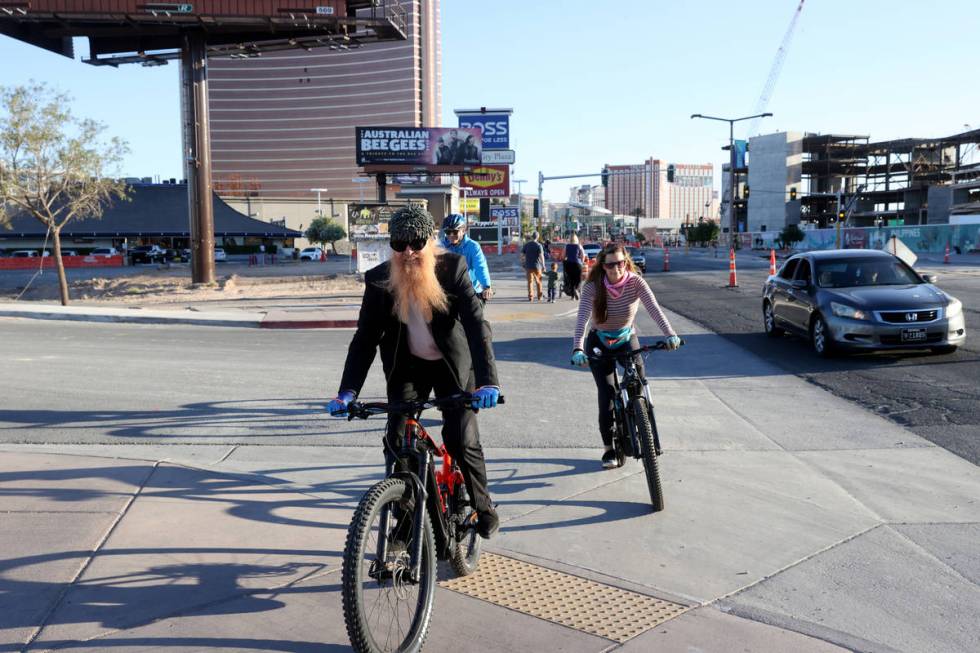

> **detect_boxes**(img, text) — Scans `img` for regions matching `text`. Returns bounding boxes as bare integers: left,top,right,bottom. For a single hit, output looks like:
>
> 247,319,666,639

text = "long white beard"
388,244,448,323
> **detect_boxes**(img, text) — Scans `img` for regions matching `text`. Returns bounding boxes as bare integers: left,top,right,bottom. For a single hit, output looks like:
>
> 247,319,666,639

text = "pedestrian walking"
563,233,586,300
546,261,559,302
522,231,545,301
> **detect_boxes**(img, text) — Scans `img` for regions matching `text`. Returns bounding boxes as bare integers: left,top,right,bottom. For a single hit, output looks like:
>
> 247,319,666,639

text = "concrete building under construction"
743,127,980,233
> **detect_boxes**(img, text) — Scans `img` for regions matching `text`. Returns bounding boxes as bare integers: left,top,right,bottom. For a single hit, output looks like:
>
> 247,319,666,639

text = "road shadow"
0,398,399,440
0,546,342,651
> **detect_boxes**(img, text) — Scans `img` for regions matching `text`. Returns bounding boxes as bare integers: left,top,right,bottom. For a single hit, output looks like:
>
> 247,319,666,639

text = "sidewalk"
2,312,977,652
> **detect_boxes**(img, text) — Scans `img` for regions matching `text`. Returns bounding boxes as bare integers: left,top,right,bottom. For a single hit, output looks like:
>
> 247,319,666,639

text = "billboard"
457,113,510,150
356,127,482,166
490,206,520,227
347,203,396,237
460,165,510,198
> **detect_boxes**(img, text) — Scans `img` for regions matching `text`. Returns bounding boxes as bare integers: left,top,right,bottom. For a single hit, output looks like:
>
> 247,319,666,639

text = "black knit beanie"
389,205,435,242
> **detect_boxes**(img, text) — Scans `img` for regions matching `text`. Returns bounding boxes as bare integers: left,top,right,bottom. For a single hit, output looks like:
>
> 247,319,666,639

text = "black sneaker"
601,450,622,470
476,508,499,539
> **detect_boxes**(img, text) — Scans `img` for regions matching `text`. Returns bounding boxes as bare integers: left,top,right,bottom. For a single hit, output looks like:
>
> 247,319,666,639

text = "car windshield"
815,257,922,288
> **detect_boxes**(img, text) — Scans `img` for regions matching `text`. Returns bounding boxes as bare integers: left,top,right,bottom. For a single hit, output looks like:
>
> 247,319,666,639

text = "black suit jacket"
339,252,498,396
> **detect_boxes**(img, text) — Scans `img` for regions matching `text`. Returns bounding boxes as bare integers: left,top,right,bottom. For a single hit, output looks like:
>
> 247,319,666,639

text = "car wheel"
763,301,784,338
930,345,958,355
810,314,835,358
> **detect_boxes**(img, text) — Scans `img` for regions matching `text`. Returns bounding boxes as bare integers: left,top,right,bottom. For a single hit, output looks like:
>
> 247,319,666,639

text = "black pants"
386,356,492,513
563,262,582,298
586,330,645,447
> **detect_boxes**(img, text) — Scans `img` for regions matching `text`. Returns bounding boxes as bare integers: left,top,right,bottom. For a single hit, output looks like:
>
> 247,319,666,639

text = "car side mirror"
921,274,937,284
791,279,808,290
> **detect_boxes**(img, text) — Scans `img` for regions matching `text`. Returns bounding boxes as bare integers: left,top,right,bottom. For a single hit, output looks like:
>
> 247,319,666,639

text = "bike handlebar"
585,339,685,361
341,393,506,420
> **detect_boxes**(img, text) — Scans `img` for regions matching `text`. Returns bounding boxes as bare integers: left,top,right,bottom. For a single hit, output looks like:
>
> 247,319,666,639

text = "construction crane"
746,0,805,137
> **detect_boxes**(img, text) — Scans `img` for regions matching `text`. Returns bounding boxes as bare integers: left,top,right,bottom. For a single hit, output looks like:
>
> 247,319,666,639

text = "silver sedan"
762,249,966,357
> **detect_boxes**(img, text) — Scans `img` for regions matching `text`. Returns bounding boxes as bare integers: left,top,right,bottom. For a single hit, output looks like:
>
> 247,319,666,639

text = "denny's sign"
460,165,510,198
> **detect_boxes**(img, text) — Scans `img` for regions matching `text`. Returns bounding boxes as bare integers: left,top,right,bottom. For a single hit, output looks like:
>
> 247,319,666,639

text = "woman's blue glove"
327,390,356,416
472,386,500,409
571,349,588,367
665,335,682,351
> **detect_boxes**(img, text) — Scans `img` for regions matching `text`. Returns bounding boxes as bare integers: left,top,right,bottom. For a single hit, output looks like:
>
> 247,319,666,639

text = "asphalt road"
642,251,980,464
0,315,605,449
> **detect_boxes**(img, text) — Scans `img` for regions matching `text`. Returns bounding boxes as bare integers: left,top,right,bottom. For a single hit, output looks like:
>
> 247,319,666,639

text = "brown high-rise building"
207,0,441,200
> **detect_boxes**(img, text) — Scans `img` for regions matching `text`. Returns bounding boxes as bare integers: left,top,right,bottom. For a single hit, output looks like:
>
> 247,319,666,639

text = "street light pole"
513,178,527,254
691,112,773,249
351,178,369,203
310,188,328,218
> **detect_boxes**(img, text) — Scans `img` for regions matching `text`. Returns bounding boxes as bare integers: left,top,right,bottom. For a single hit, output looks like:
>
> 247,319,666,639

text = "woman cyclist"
570,242,682,469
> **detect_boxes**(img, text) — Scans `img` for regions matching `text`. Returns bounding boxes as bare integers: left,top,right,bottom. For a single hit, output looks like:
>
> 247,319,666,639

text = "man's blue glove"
571,349,588,367
327,390,356,416
471,386,499,410
665,335,682,351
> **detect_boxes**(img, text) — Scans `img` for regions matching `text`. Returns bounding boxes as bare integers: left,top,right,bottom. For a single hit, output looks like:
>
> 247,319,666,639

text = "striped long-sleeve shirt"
573,274,676,350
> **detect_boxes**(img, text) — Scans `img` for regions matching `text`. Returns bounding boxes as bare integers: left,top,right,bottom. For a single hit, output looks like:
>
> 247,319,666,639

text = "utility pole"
691,112,773,250
181,31,215,285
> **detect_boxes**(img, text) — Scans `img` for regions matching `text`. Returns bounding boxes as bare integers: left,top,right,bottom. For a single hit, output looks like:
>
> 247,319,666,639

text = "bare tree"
0,83,129,305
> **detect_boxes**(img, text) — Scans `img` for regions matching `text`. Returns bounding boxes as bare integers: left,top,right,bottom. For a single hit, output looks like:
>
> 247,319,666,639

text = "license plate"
901,328,927,342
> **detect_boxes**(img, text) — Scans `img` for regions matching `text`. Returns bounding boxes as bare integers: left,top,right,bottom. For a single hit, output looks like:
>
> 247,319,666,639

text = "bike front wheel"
632,397,665,512
342,477,436,653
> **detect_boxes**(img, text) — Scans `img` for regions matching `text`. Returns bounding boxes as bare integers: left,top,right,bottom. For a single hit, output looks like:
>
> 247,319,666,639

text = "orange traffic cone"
944,243,950,264
769,248,777,275
728,248,738,288
663,246,671,272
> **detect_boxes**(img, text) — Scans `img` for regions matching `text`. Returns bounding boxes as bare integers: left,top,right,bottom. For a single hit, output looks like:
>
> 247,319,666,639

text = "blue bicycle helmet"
442,213,466,231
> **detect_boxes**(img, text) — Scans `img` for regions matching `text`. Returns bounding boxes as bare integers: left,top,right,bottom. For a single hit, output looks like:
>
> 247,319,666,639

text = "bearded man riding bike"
328,205,501,539
571,242,682,469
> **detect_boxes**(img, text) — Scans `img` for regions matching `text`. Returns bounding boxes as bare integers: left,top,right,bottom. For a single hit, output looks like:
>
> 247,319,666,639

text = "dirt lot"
0,269,364,306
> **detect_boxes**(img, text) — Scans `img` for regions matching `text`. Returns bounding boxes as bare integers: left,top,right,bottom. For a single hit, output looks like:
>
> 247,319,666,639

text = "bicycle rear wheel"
632,397,665,512
342,477,436,653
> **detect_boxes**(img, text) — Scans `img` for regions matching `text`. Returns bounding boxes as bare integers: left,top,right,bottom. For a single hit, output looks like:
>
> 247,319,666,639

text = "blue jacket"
441,234,491,293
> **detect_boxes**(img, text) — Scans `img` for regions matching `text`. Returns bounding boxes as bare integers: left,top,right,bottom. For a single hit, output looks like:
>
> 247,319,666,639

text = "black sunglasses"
444,229,460,235
390,238,428,252
603,259,627,270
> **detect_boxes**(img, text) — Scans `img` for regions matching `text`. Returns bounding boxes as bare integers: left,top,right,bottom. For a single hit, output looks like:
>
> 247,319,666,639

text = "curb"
0,306,261,329
260,318,358,329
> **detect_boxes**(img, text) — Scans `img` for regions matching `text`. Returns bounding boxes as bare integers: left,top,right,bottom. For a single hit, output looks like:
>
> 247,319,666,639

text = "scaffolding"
801,128,980,227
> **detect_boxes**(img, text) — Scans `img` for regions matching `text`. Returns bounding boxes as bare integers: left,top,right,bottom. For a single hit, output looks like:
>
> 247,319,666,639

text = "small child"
545,262,559,302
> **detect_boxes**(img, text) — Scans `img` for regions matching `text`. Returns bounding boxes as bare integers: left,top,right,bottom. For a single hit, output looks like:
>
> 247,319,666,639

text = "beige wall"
222,196,351,253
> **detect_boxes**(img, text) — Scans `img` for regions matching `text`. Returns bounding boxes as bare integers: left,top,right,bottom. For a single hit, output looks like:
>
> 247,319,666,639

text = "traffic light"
601,166,609,187
743,185,750,199
533,199,540,218
666,164,676,183
789,187,797,201
838,210,846,222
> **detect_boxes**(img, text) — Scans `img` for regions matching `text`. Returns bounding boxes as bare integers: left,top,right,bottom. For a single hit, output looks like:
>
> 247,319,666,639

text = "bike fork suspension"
641,381,662,455
408,454,430,582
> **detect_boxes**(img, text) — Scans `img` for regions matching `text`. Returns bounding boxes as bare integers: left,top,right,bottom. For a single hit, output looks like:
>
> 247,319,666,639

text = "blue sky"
2,0,977,201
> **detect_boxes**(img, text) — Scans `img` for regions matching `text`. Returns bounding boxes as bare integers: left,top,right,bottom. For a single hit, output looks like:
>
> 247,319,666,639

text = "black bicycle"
339,394,502,653
587,340,682,512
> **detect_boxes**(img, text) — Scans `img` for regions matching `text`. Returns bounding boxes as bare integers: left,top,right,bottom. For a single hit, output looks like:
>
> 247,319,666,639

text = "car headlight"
831,302,868,320
946,297,962,319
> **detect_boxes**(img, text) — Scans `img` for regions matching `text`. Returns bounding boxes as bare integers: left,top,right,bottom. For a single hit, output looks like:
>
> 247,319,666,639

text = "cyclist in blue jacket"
441,213,493,302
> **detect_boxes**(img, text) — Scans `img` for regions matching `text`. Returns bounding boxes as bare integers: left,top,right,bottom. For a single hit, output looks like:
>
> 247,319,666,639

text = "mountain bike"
587,340,682,512
339,394,503,653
